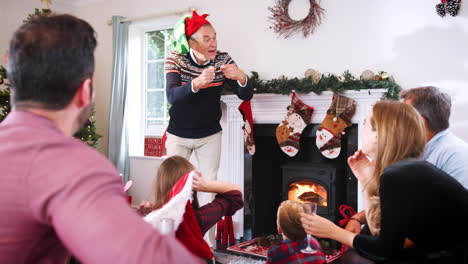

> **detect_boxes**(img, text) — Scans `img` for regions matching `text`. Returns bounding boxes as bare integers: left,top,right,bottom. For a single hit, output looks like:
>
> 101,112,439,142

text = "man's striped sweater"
165,50,253,138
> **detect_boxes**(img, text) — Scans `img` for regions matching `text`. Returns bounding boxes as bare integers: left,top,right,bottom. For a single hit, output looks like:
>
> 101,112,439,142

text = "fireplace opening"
243,123,358,241
288,180,327,207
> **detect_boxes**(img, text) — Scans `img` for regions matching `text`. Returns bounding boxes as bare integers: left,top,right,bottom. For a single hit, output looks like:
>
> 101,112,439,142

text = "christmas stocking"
238,101,255,155
276,91,314,157
316,93,356,159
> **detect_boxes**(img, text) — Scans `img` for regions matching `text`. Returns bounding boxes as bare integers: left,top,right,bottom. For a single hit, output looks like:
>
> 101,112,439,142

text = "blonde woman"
301,100,468,263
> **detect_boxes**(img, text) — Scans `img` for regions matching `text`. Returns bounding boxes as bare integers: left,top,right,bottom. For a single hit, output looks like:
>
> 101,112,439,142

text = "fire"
288,181,327,207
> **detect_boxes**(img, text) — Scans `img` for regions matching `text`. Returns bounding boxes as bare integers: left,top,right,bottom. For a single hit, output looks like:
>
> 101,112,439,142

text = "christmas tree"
0,5,102,148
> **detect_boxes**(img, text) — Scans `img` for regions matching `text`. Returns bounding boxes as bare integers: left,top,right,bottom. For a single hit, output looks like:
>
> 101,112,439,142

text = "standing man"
400,86,468,189
0,14,202,264
165,10,253,182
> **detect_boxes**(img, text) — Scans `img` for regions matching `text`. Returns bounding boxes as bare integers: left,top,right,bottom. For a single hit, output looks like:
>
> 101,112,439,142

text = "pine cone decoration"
446,0,460,16
436,3,446,17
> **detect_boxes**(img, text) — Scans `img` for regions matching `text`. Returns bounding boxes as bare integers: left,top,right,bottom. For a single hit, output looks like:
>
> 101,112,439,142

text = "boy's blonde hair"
277,200,306,241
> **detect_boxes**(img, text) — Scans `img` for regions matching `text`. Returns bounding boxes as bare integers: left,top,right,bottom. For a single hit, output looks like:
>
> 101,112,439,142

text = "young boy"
266,200,326,264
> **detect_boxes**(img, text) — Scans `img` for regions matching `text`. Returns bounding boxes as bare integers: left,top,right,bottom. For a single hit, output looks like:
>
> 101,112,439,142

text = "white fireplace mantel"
218,89,387,239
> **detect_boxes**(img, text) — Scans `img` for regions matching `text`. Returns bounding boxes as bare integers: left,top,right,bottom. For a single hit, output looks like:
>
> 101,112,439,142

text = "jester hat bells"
172,10,211,54
316,93,356,159
144,171,213,259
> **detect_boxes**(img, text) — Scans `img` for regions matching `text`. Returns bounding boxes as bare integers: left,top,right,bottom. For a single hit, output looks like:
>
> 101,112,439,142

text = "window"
127,16,179,156
144,29,173,135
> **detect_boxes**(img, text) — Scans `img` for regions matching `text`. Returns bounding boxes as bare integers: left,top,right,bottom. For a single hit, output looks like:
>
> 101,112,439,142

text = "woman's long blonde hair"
151,155,199,210
365,100,426,235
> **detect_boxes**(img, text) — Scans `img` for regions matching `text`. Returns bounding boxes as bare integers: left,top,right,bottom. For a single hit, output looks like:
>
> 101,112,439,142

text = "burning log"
298,191,324,204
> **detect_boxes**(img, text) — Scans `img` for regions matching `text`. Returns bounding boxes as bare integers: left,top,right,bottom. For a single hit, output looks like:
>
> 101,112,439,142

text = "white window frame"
127,15,179,156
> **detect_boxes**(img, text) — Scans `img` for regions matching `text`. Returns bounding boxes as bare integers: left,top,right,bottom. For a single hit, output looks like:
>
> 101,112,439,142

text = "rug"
226,239,343,263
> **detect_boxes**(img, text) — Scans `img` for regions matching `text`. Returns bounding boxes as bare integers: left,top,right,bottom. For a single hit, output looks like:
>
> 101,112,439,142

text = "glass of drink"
300,202,318,254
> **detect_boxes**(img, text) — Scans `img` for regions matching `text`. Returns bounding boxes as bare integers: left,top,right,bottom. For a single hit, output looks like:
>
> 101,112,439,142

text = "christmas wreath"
268,0,325,38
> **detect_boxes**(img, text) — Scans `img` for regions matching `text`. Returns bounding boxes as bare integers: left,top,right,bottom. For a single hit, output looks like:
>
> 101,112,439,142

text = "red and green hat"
172,11,210,55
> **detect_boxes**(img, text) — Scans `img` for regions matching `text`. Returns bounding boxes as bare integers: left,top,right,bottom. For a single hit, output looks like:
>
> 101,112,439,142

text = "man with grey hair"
400,86,468,189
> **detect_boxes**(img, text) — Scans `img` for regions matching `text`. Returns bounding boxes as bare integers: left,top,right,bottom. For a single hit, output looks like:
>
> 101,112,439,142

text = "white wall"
1,1,467,200
2,0,467,153
0,1,69,58
128,156,165,206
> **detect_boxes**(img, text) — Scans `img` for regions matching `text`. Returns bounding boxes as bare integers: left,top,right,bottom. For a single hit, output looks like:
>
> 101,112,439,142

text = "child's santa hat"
144,171,213,259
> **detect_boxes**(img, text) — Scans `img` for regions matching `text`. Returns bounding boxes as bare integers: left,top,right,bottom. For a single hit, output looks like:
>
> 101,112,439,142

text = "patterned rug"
224,240,343,263
214,250,265,264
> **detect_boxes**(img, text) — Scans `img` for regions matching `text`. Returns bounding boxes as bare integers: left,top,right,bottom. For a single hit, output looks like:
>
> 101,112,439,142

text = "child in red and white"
266,200,326,264
138,155,243,263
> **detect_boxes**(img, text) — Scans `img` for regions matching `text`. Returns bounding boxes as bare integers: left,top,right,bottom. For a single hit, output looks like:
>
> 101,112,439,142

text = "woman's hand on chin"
348,149,374,184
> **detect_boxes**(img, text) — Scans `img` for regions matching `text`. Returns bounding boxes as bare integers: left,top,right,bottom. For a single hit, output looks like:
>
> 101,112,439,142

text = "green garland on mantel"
224,70,402,100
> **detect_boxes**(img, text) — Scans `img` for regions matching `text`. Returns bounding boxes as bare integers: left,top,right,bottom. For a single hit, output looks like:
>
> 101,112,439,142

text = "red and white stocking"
276,91,314,157
316,93,356,159
238,100,256,155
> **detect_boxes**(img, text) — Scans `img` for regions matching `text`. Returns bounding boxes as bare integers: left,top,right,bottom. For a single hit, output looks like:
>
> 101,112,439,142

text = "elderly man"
0,14,202,264
164,11,253,181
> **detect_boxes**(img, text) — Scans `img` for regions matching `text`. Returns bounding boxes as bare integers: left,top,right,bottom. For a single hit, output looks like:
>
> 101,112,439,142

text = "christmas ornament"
374,71,389,81
380,72,389,80
446,0,461,16
304,68,321,84
268,0,325,38
41,0,52,9
276,91,314,157
436,1,447,17
360,70,375,81
238,100,256,155
316,93,356,159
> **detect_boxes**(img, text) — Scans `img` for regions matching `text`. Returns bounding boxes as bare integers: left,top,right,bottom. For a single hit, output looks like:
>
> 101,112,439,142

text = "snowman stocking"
316,93,356,159
276,91,314,157
238,100,256,155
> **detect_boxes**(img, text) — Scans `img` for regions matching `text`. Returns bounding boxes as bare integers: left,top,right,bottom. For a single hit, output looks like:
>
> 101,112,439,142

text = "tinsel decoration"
268,0,325,38
446,0,461,16
224,70,402,100
436,1,447,17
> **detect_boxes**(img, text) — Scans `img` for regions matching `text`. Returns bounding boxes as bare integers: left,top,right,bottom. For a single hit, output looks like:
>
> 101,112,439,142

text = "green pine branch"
225,71,402,100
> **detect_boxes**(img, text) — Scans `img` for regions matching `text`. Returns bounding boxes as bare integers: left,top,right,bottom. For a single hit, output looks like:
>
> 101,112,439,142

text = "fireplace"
219,90,386,240
287,179,328,207
243,123,358,239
